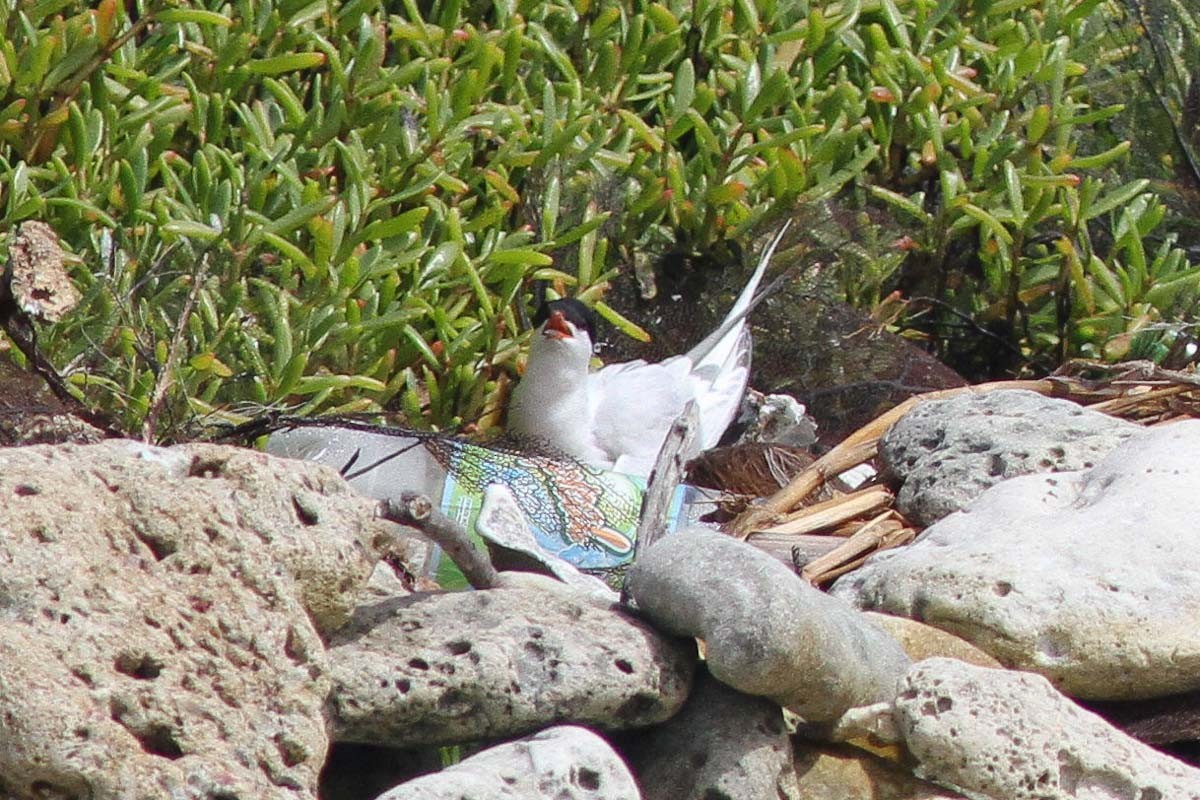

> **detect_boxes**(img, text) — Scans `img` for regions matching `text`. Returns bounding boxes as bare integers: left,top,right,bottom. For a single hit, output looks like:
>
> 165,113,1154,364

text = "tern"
507,223,789,477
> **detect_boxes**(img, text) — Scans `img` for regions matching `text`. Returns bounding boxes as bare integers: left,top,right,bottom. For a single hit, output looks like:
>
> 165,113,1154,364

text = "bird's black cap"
533,297,598,341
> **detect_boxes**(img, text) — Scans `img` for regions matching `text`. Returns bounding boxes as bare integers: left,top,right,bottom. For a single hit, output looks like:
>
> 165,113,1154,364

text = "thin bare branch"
378,492,499,590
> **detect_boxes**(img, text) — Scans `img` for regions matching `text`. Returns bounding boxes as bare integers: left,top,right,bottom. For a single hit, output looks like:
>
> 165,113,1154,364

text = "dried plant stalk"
758,485,894,536
800,516,916,585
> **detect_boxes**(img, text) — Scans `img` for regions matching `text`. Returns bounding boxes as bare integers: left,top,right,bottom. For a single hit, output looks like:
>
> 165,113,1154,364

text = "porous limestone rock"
326,584,694,747
0,440,389,800
897,659,1200,799
879,390,1139,525
834,421,1200,700
375,725,640,799
626,527,910,722
623,666,800,800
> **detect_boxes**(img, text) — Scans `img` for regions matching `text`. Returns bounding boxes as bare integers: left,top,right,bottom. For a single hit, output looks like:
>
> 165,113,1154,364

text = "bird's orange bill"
543,310,572,339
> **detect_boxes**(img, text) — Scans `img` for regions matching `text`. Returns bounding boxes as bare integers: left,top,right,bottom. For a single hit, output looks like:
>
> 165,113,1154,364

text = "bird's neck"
508,340,601,461
520,340,591,395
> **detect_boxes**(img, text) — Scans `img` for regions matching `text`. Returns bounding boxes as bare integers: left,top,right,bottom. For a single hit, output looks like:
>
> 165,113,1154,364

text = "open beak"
542,310,573,341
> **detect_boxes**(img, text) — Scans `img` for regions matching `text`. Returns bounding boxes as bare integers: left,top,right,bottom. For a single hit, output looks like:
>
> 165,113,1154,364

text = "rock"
879,389,1139,525
792,742,968,799
0,440,390,800
863,613,1002,669
326,585,693,747
374,725,640,799
622,666,800,800
320,743,443,800
626,527,910,722
833,421,1200,700
0,361,107,445
1084,690,1200,751
897,659,1200,799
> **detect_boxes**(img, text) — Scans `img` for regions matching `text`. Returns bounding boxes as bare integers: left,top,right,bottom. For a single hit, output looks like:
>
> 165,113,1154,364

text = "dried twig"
1087,384,1192,415
758,484,894,536
378,492,499,589
798,512,914,585
142,251,211,443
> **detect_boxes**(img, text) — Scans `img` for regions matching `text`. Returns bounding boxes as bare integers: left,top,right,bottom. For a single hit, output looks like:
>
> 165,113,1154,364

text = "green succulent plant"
0,0,1194,440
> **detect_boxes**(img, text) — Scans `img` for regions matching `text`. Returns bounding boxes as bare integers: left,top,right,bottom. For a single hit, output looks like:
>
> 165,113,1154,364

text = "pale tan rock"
898,659,1200,799
864,612,1002,668
0,441,391,800
378,725,641,799
836,421,1200,700
793,742,967,799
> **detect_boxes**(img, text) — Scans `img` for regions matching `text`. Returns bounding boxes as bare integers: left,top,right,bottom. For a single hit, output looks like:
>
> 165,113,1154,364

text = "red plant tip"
869,86,896,103
452,28,469,41
892,235,921,251
543,310,573,340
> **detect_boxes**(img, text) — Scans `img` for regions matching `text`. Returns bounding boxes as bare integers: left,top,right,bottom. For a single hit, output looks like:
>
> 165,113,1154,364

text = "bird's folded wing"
587,357,694,475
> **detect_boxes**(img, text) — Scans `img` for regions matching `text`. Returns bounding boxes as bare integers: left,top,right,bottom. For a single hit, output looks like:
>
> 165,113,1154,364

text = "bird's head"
529,297,597,367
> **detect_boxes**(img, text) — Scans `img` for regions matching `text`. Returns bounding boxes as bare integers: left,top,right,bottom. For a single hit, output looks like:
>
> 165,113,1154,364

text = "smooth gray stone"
897,659,1200,799
879,390,1139,525
376,725,640,799
834,420,1200,700
623,666,800,800
327,585,694,747
626,527,910,722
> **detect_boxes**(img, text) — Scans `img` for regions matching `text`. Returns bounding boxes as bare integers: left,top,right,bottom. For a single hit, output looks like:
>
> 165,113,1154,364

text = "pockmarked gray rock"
625,667,800,800
880,389,1139,525
897,659,1200,799
834,421,1200,700
0,441,390,800
376,725,640,800
327,585,694,747
627,527,909,722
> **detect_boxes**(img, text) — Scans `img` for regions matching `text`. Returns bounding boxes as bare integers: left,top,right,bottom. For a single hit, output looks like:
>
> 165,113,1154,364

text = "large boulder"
0,441,389,799
834,421,1200,700
879,390,1139,525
